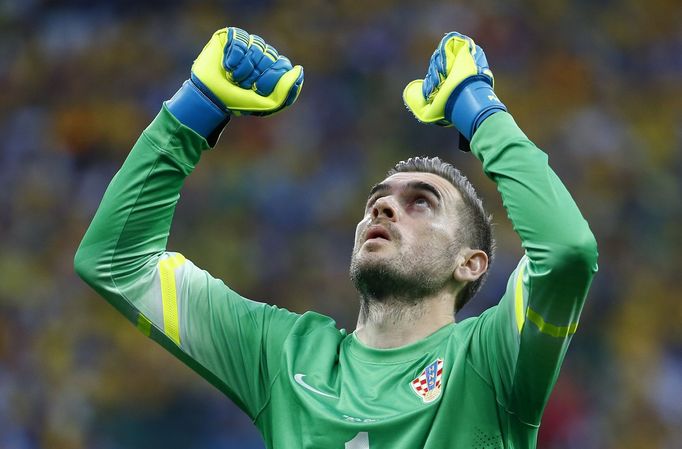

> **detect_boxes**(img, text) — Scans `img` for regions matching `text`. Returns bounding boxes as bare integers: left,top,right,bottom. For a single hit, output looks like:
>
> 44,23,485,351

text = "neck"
354,291,456,349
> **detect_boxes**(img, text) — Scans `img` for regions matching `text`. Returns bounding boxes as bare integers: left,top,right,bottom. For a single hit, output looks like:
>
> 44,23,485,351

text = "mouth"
365,225,391,242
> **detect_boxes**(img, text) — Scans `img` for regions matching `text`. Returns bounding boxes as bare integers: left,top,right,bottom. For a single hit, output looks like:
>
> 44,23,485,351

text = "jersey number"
345,432,369,449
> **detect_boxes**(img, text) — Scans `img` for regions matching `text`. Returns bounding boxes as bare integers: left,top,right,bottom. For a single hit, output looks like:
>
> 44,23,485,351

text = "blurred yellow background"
1,0,681,448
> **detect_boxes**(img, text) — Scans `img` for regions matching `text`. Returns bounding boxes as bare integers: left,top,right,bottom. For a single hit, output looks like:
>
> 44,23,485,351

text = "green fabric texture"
75,108,597,448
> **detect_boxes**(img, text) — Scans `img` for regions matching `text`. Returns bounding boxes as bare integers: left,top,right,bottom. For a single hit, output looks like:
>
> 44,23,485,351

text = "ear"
453,249,488,283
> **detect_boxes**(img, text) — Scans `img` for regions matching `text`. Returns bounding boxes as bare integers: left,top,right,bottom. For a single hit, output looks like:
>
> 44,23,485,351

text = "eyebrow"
367,180,442,202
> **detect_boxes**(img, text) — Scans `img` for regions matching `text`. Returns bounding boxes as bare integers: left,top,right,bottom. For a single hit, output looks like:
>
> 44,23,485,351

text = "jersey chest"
257,326,510,448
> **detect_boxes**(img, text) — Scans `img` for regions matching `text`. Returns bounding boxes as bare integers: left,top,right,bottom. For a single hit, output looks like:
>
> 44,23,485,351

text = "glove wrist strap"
165,80,231,144
446,79,507,141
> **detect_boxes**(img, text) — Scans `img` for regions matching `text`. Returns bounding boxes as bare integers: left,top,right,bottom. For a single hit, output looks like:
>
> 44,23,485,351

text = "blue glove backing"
166,27,304,144
403,32,507,145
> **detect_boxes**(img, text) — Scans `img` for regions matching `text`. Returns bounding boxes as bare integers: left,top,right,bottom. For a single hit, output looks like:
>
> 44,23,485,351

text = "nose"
372,196,397,221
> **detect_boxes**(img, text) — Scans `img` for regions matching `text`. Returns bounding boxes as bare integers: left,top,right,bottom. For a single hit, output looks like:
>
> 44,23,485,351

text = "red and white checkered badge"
410,359,444,403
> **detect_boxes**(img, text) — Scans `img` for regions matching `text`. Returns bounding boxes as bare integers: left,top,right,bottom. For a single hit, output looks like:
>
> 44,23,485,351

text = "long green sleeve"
73,106,599,448
74,106,300,419
467,112,599,426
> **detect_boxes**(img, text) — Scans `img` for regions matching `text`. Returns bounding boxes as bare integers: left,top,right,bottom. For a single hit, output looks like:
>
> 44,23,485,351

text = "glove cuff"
165,79,231,144
445,79,507,141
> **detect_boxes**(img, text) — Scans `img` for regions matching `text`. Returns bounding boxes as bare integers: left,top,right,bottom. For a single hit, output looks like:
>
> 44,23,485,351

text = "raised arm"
74,27,304,418
468,111,598,425
404,32,598,425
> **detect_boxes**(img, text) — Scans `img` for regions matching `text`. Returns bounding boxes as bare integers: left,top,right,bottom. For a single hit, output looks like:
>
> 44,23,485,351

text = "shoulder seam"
465,308,542,429
251,311,303,423
252,368,282,425
465,358,540,429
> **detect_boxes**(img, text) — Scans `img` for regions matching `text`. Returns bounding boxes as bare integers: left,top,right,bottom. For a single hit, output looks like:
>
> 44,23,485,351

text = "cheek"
354,217,369,243
417,223,457,253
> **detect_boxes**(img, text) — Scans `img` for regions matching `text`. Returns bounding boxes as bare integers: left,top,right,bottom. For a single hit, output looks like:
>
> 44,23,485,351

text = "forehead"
378,171,463,206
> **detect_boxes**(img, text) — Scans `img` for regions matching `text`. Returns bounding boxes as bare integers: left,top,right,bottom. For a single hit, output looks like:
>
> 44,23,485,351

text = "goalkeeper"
75,26,598,448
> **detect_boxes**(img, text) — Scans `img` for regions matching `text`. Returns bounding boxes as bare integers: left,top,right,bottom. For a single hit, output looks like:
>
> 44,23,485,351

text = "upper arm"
71,108,300,418
113,252,300,419
467,109,599,425
472,236,598,425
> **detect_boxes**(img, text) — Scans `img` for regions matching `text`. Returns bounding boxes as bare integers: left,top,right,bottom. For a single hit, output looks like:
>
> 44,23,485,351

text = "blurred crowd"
1,0,681,448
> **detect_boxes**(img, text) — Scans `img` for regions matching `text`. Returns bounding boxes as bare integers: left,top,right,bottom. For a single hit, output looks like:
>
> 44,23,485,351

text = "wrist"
165,79,231,143
445,79,506,141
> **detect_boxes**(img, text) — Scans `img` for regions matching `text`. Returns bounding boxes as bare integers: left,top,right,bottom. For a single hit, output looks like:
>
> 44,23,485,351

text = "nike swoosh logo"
294,374,336,399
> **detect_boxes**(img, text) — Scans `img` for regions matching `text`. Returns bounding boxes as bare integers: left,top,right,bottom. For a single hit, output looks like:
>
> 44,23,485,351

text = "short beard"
349,244,457,323
350,256,442,303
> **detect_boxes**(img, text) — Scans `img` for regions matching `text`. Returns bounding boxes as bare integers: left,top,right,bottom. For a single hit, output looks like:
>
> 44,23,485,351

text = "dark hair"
388,156,495,313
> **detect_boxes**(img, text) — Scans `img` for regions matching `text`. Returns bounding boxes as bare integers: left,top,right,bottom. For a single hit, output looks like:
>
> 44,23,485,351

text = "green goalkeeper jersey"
75,107,598,449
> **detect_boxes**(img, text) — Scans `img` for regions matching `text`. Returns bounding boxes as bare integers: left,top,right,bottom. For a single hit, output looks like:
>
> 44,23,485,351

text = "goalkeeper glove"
403,32,506,148
166,27,304,144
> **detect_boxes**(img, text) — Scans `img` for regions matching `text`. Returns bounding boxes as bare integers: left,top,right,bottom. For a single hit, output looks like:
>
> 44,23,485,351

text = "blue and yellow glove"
166,27,304,144
403,32,506,148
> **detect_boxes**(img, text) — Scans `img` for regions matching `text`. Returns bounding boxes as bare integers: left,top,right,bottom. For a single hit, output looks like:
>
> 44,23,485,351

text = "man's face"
350,172,465,301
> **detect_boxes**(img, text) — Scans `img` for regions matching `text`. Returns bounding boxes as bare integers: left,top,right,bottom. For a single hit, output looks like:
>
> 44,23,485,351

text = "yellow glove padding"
192,28,303,116
403,33,493,125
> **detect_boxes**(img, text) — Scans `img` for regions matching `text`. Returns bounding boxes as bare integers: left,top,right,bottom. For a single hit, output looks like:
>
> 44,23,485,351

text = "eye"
414,197,430,208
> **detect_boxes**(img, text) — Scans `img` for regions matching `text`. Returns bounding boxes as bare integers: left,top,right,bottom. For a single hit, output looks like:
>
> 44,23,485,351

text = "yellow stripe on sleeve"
526,308,579,338
514,261,526,333
136,313,152,337
159,254,186,345
513,258,579,338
